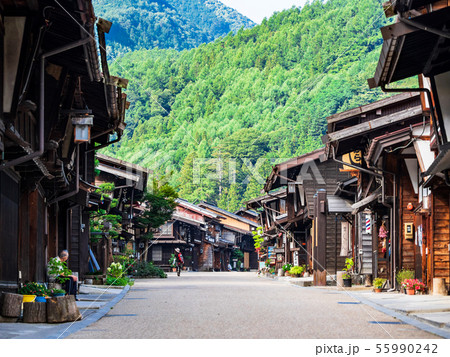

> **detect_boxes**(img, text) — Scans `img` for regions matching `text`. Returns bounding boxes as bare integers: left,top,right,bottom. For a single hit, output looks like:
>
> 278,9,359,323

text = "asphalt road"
68,272,439,339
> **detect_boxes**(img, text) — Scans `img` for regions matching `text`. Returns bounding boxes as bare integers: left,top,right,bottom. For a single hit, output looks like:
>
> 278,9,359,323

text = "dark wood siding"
0,171,19,288
18,188,46,283
431,187,450,288
69,206,81,274
304,160,351,275
398,163,417,272
48,204,58,259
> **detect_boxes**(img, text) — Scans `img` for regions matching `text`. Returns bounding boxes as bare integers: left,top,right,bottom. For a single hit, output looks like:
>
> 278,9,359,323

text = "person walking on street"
175,248,184,277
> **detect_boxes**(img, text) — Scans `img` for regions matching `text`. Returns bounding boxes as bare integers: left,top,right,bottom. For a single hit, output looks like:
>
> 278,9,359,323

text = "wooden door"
244,252,250,269
0,171,19,288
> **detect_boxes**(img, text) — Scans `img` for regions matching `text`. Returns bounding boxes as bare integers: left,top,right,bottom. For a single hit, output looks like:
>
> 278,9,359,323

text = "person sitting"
48,250,79,301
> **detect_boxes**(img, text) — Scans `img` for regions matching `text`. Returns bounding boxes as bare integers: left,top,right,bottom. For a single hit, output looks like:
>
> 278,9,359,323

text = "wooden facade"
0,1,128,293
148,200,258,272
249,150,353,283
366,0,450,292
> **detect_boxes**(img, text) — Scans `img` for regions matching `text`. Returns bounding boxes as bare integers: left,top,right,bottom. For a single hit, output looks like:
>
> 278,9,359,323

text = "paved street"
68,272,439,339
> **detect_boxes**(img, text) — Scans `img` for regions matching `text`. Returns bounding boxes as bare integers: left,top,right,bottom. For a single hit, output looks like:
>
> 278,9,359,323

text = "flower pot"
343,278,352,287
35,296,46,303
406,287,415,295
374,288,382,293
172,268,177,272
22,295,36,303
284,271,290,277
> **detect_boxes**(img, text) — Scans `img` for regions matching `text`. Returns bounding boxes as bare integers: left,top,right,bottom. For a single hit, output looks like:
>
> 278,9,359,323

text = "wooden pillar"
314,190,327,286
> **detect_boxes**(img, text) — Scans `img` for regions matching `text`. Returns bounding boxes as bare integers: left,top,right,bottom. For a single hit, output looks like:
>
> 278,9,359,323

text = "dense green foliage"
103,0,411,210
90,182,122,240
138,179,178,239
93,0,254,58
133,261,168,278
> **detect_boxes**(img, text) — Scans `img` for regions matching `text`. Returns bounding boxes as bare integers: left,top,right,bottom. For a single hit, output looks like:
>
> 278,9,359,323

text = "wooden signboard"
340,151,362,172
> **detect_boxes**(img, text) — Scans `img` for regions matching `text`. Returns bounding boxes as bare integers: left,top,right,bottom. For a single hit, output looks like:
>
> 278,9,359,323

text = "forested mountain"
92,0,254,57
102,0,409,211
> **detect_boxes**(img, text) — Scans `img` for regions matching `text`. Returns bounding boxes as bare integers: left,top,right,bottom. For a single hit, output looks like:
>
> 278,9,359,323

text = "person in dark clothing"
174,248,184,277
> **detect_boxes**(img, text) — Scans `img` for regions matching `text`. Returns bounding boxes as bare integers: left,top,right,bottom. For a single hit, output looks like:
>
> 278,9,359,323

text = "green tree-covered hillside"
103,0,395,211
92,0,255,58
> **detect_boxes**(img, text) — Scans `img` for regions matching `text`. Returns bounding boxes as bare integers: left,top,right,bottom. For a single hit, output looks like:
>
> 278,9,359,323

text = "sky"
219,0,308,24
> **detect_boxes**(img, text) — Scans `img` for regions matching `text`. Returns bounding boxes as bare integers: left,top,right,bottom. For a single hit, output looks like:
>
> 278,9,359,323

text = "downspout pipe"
48,144,80,205
381,85,442,146
85,136,121,153
0,38,92,171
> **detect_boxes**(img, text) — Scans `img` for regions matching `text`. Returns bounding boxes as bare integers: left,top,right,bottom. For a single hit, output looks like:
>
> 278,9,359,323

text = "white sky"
219,0,308,24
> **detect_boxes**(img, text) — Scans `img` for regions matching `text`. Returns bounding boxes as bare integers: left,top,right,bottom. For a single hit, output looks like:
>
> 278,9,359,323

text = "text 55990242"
375,343,438,354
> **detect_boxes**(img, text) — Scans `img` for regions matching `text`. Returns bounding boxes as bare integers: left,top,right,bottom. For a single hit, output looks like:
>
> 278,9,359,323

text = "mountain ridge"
101,0,410,212
92,0,255,58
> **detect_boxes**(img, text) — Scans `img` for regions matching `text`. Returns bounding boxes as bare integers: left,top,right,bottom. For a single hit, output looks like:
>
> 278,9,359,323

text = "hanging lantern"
407,202,414,211
72,115,94,142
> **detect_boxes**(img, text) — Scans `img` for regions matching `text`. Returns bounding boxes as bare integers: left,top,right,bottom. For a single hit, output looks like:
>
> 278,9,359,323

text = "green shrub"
396,268,414,286
133,261,167,278
47,257,72,283
106,276,134,286
342,258,354,279
282,263,292,272
19,282,49,296
289,266,305,276
373,277,386,288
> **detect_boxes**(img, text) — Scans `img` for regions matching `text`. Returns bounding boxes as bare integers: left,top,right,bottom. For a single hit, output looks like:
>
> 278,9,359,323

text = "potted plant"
415,280,427,294
402,279,417,295
373,278,386,293
289,265,304,278
402,279,426,295
342,258,354,287
18,283,37,303
19,282,49,302
396,268,414,293
169,254,177,272
49,288,66,297
47,257,73,284
283,263,292,276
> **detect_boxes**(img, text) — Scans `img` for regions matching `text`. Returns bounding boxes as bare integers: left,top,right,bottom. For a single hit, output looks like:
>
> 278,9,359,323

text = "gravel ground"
68,272,440,339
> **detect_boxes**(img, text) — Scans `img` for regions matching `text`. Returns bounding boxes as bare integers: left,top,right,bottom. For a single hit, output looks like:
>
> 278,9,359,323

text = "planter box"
343,278,352,288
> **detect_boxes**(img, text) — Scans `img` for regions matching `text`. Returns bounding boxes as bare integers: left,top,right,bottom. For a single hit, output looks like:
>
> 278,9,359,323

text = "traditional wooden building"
198,202,259,270
251,149,353,284
323,93,429,287
92,154,149,271
146,199,223,271
366,0,450,292
0,1,127,292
